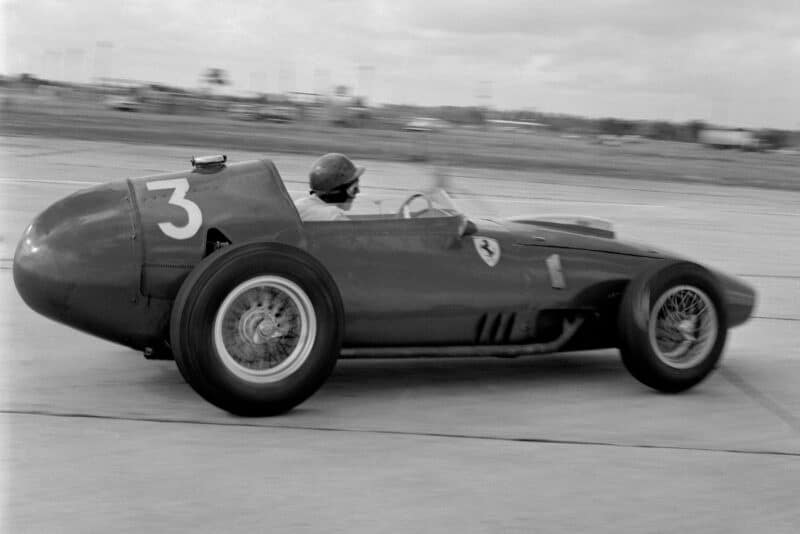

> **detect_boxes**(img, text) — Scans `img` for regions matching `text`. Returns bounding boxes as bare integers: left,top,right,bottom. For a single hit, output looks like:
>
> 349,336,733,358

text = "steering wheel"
398,193,435,219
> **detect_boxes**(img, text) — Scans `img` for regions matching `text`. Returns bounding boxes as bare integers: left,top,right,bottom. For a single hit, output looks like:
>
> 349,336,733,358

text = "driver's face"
340,179,360,210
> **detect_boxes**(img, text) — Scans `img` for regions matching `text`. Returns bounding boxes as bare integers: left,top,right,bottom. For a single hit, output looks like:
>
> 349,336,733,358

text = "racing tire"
170,242,344,416
617,262,728,393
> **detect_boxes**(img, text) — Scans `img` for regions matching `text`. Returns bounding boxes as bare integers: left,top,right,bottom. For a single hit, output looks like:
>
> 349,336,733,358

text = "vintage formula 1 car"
14,155,756,415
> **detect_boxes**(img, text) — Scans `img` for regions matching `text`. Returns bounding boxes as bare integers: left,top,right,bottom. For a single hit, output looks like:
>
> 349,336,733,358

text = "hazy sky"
3,0,799,128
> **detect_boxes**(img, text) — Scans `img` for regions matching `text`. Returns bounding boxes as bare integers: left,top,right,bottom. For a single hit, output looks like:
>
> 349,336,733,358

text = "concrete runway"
1,136,799,533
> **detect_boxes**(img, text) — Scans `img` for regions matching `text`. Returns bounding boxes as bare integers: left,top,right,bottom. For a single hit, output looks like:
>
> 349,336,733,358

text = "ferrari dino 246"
14,155,756,415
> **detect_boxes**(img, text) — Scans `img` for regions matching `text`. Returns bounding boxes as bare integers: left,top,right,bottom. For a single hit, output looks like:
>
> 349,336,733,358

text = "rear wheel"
170,243,343,416
618,262,727,392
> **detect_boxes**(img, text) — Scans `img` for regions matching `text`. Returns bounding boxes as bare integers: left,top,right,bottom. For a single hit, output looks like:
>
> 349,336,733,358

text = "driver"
295,153,363,221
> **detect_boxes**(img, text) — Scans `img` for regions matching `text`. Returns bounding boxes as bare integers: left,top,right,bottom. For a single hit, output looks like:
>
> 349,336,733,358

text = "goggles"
345,179,360,198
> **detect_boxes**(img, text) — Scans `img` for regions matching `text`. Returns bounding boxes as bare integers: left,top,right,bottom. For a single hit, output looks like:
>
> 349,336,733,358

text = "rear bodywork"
14,158,756,357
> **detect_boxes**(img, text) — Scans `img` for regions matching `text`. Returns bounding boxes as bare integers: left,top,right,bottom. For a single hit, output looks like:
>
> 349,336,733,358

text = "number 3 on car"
146,178,203,239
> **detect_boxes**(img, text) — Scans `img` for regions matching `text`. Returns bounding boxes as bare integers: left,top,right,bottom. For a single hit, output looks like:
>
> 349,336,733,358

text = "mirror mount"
458,216,478,236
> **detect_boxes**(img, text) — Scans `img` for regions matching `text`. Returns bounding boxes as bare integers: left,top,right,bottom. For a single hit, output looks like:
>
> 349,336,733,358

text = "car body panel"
128,159,304,298
12,180,160,347
13,157,755,355
306,216,543,346
15,159,305,348
498,219,668,258
305,216,660,347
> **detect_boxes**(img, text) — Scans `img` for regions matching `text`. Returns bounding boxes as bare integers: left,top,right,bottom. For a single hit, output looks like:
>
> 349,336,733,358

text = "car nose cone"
13,181,139,335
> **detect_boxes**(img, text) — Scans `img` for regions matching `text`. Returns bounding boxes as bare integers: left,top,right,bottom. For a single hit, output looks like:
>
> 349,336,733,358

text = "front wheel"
618,262,728,393
170,243,344,416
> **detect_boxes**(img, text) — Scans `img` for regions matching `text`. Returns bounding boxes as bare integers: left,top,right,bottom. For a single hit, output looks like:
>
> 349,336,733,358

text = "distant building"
699,128,761,150
487,119,547,131
325,85,370,126
287,91,322,106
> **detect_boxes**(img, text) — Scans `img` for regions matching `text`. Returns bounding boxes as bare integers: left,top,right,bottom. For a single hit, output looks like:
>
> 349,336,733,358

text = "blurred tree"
14,73,43,92
757,129,790,149
646,121,679,141
467,107,486,125
685,120,706,142
598,118,635,136
202,68,229,93
433,106,486,126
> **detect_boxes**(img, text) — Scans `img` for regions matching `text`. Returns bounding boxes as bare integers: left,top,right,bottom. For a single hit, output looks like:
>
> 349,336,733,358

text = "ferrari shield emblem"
473,237,501,267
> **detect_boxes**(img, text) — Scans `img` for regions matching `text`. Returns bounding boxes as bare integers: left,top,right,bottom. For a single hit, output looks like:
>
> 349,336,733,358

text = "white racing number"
145,178,203,240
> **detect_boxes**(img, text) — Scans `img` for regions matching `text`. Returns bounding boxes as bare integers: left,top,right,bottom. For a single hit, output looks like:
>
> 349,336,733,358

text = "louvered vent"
475,312,516,344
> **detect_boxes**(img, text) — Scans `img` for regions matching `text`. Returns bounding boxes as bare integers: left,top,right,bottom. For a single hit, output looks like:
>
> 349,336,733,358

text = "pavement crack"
2,408,799,458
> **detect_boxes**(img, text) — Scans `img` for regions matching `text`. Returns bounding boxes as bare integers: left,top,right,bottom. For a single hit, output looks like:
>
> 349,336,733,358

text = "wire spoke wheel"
214,275,316,383
648,285,718,370
171,243,343,416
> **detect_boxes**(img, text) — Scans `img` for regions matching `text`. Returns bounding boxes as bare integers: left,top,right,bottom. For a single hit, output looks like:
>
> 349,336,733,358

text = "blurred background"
1,0,799,188
3,4,800,532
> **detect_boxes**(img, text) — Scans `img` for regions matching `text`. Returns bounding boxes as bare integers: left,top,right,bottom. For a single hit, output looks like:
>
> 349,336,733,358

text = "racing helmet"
309,153,364,196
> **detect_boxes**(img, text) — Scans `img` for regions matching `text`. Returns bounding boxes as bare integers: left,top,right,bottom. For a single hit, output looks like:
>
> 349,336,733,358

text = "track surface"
1,136,799,532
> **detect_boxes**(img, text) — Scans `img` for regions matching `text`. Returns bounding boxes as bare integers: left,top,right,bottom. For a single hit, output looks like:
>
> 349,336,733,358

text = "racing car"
13,155,756,415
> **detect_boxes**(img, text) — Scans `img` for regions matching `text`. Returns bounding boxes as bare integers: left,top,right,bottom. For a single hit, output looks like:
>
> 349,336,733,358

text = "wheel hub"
240,307,284,344
677,317,697,341
213,276,317,383
648,285,718,369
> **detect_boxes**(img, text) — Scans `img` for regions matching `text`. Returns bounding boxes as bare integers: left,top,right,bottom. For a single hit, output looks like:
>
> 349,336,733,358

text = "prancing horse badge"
473,236,501,267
